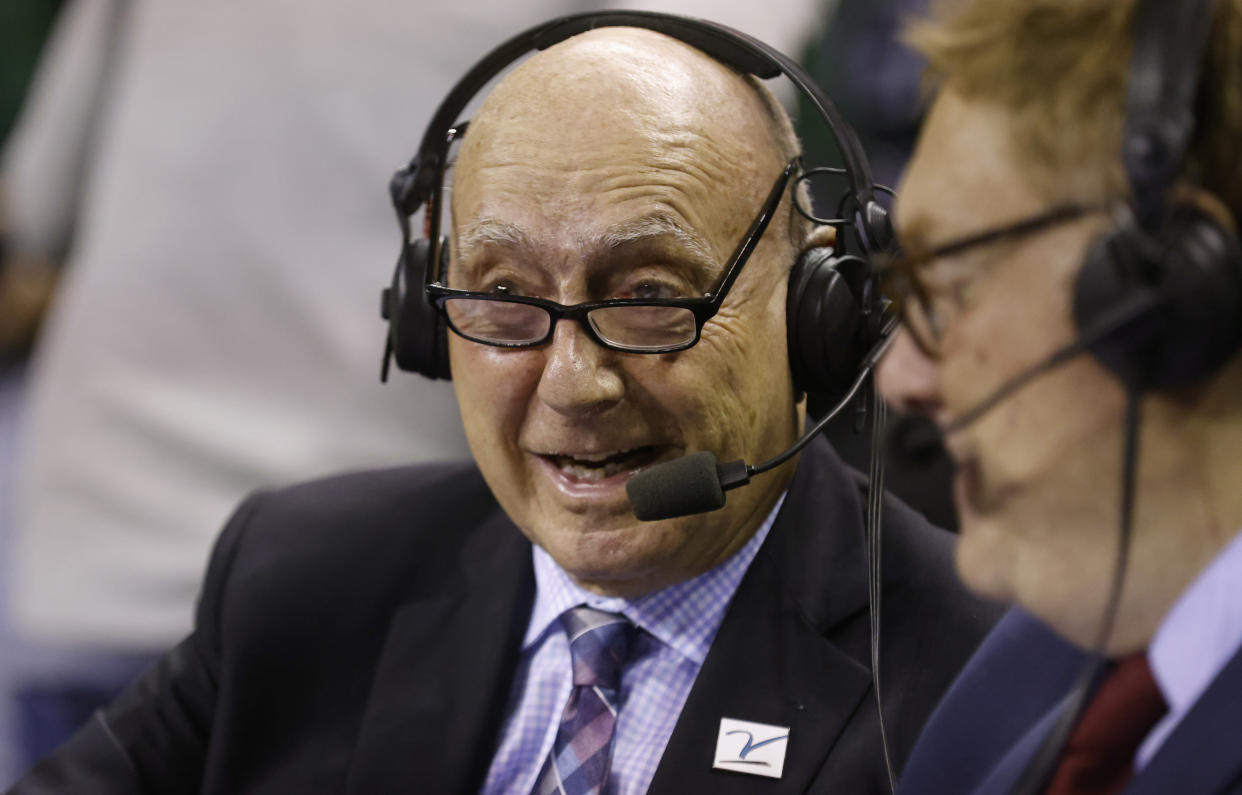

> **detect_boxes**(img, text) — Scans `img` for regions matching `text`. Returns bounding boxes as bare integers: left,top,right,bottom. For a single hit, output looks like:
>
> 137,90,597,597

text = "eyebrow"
455,219,531,262
588,213,716,271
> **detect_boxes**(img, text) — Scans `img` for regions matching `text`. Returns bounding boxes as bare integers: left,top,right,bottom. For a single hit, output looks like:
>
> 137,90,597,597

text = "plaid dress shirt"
482,495,784,794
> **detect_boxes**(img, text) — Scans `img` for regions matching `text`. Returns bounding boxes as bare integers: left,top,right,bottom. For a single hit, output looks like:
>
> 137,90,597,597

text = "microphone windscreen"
626,451,725,521
885,414,947,472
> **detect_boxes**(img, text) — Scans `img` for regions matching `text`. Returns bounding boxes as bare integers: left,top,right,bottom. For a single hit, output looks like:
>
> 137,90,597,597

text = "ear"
801,224,836,253
1171,183,1237,235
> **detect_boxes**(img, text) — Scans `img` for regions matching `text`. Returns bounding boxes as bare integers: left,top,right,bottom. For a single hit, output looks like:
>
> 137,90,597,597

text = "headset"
1072,0,1242,391
377,10,895,408
893,0,1242,459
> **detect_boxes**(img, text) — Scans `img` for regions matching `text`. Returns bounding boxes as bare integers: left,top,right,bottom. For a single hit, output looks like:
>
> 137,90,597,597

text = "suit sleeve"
8,491,266,794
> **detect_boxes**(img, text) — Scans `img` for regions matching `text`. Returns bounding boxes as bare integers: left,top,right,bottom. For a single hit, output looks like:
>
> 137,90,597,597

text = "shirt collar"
524,493,787,665
1147,526,1242,722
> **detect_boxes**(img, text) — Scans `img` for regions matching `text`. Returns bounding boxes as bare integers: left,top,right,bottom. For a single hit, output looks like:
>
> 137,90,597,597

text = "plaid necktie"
532,607,633,795
1044,653,1169,795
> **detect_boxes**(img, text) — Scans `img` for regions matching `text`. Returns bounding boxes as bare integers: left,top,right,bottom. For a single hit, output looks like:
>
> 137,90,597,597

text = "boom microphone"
885,413,945,472
627,322,896,521
887,289,1164,470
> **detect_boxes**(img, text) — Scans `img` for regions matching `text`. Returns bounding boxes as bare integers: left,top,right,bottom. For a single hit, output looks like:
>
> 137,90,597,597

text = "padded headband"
1124,0,1218,227
388,10,886,258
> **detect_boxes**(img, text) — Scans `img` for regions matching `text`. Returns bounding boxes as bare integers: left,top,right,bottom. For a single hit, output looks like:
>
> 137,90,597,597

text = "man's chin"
537,521,681,596
953,520,1017,605
558,562,660,599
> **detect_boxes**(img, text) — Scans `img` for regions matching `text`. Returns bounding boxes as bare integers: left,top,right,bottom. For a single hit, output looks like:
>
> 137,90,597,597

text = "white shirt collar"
1138,526,1242,767
524,493,787,665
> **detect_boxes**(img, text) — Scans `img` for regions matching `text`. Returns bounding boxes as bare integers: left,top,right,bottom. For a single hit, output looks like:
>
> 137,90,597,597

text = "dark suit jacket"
13,438,998,794
896,608,1242,795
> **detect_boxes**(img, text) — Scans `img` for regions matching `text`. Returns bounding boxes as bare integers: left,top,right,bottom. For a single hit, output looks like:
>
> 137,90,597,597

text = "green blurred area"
0,0,66,147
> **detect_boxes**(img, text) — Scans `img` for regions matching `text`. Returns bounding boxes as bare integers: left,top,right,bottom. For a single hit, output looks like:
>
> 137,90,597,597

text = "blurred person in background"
0,0,548,776
0,0,74,781
0,2,66,366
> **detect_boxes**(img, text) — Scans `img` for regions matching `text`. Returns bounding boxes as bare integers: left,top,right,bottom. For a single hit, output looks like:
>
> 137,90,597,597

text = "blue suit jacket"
897,608,1242,794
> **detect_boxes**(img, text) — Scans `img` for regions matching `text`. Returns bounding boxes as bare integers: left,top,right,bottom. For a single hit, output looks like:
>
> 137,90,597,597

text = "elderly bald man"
11,22,996,795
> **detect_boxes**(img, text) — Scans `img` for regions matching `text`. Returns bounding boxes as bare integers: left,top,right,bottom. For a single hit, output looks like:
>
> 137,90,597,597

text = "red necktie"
1044,653,1169,795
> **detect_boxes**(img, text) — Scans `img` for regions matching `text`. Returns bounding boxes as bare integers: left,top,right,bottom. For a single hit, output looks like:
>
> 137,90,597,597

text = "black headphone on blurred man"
1009,4,1242,792
1072,0,1242,391
898,0,1242,451
378,11,894,407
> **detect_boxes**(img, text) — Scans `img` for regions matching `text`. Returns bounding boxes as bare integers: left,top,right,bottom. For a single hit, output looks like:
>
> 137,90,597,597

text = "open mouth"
544,446,666,481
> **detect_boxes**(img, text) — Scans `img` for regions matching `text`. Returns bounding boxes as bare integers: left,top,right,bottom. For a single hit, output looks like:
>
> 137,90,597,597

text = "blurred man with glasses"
877,0,1242,792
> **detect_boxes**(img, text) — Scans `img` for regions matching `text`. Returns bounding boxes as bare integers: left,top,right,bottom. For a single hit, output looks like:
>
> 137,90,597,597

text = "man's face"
445,32,803,597
879,90,1175,643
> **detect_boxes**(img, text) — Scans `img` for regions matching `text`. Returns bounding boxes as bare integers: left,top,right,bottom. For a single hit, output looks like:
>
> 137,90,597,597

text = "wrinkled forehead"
460,28,781,163
450,29,787,242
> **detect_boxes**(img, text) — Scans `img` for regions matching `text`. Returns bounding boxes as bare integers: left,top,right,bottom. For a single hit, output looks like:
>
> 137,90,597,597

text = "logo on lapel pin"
713,717,790,779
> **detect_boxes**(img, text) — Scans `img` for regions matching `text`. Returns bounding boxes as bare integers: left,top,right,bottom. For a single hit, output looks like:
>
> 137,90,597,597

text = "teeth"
557,458,632,480
572,451,619,463
552,449,642,480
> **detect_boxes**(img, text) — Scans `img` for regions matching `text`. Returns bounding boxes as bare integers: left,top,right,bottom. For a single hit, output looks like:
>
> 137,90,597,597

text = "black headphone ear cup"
786,246,868,403
860,200,895,254
389,238,452,380
1074,205,1242,389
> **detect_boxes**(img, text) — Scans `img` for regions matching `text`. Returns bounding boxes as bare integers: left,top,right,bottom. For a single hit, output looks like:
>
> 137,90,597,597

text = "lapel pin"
713,717,790,779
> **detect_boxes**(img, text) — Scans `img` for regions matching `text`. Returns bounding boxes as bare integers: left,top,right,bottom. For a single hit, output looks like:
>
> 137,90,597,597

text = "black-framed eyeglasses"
877,202,1113,359
426,158,798,355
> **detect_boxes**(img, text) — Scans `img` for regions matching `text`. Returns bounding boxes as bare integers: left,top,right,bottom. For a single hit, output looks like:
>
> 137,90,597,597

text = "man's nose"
875,328,943,416
536,318,625,416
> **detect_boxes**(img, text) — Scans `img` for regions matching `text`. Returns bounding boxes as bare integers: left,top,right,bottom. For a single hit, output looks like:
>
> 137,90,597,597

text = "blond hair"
907,0,1242,218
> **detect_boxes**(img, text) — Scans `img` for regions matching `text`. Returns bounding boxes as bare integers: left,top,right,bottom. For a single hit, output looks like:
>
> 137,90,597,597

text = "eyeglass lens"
443,299,550,345
588,305,698,350
878,264,941,357
880,203,1108,358
442,298,699,351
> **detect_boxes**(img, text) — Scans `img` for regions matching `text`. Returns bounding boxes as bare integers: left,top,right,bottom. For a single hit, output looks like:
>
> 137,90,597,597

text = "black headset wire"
939,290,1162,436
744,316,897,480
734,318,900,794
867,381,896,791
1007,382,1144,795
1009,0,1218,787
737,324,899,793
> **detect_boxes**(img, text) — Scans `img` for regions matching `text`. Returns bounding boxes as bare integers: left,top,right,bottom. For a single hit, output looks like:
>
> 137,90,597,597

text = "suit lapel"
964,689,1082,795
646,559,872,793
649,441,874,793
965,645,1242,795
346,511,534,795
1127,644,1242,795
